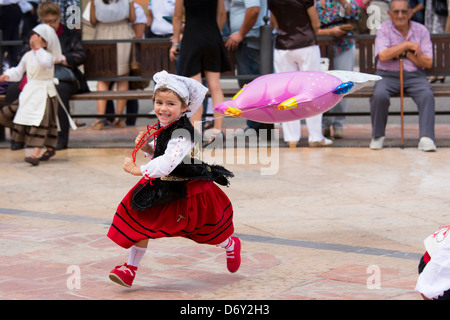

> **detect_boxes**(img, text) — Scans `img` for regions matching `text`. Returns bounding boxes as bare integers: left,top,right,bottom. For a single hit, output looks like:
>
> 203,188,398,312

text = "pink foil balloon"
214,71,378,124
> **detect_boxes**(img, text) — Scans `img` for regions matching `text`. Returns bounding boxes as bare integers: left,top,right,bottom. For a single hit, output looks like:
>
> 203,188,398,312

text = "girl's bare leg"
189,73,204,133
204,71,224,132
93,80,110,126
115,80,129,124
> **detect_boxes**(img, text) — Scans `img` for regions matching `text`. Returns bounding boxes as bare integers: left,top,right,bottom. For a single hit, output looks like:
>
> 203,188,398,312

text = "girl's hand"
135,130,153,154
135,130,146,145
0,75,9,82
30,34,42,50
123,157,140,175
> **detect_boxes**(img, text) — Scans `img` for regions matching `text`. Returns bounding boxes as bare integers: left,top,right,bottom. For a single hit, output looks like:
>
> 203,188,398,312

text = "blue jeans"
370,70,435,140
235,41,264,129
322,45,355,130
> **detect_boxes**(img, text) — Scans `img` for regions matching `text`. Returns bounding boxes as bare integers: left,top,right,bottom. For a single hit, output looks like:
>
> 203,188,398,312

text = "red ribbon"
132,121,162,162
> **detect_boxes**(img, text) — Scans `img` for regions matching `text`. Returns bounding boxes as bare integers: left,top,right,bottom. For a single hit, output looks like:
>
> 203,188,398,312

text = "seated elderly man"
369,0,436,151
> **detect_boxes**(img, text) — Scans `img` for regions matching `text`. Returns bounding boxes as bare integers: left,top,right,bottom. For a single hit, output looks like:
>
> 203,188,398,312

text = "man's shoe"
308,138,333,147
370,136,385,150
288,141,298,148
333,127,344,139
109,263,137,287
10,141,24,150
418,137,436,152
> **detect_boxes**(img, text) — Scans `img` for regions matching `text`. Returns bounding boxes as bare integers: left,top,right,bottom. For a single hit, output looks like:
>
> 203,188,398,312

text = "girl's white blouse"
415,240,450,299
140,137,194,179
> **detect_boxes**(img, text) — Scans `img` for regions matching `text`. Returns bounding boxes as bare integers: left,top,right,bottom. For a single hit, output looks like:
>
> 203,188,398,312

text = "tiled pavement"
2,119,448,302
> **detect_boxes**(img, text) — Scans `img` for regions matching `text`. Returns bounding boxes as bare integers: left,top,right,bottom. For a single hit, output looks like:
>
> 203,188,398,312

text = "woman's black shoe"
25,156,40,166
10,141,24,150
39,148,56,161
56,142,67,150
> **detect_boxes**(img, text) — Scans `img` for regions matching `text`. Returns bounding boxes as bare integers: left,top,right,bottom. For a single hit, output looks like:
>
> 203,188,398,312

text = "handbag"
54,65,78,82
129,42,150,90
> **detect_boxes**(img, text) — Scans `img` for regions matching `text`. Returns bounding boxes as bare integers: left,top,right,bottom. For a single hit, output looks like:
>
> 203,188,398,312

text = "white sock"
127,245,147,267
217,237,234,252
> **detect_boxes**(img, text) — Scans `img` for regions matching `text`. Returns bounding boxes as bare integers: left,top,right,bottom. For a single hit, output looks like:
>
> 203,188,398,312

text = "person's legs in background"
55,81,77,149
235,41,269,133
322,45,355,139
275,46,332,147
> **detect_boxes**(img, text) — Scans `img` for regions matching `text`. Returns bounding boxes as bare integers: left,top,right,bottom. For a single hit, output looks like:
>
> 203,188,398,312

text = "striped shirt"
375,20,433,72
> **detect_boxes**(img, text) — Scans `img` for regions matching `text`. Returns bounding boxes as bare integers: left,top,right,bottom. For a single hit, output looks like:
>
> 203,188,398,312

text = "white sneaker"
370,136,385,150
418,137,436,152
308,137,333,147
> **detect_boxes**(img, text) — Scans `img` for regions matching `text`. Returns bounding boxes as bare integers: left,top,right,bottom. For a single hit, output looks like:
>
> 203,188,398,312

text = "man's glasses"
41,17,59,24
391,9,410,15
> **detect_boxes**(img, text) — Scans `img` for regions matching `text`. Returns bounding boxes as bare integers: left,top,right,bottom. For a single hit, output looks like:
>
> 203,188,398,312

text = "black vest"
131,116,233,211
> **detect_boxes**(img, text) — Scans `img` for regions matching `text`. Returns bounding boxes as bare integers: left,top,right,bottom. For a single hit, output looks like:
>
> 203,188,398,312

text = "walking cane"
399,57,405,149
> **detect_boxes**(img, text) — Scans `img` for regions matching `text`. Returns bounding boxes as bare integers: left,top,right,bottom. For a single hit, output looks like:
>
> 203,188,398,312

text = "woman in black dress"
170,0,230,141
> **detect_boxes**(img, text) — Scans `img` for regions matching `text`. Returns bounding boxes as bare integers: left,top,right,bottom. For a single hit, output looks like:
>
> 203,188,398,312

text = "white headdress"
153,70,208,117
32,24,62,59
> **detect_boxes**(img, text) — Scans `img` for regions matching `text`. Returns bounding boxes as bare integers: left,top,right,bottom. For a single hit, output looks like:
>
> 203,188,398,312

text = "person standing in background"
316,0,360,139
170,0,230,146
226,0,271,137
146,0,175,39
90,0,136,130
0,0,23,68
269,0,333,148
409,0,425,24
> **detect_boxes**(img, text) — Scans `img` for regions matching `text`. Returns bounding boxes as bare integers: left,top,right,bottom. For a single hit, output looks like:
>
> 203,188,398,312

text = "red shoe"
226,236,241,273
108,263,137,287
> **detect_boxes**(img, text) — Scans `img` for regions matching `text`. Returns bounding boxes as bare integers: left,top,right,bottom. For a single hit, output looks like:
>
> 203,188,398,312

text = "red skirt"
107,178,234,249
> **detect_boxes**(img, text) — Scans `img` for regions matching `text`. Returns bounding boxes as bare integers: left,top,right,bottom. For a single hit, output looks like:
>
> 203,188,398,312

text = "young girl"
107,70,241,288
0,24,62,166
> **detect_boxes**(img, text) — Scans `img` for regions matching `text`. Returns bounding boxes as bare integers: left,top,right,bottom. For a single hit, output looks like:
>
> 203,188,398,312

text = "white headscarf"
32,24,62,59
153,70,208,117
